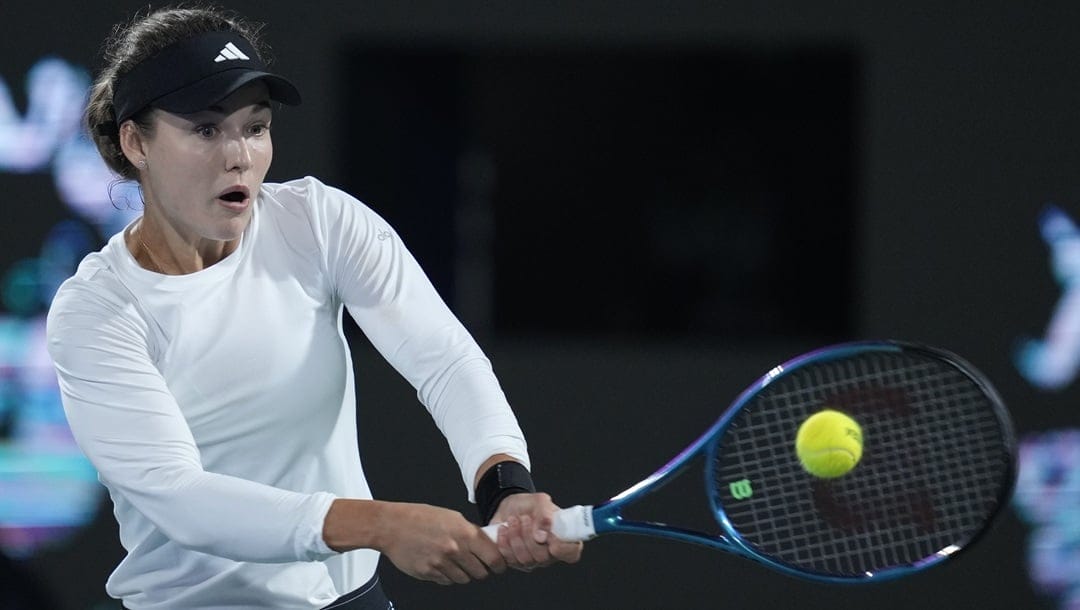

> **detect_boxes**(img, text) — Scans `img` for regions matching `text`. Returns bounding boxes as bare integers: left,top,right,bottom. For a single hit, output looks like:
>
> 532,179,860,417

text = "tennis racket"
483,340,1016,582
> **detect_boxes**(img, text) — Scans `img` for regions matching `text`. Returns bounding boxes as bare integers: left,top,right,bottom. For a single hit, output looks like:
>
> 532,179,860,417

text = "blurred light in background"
1014,206,1080,609
1015,431,1080,609
0,57,139,559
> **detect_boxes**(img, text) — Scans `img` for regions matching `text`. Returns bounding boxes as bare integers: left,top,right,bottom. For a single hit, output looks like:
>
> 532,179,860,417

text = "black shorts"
320,575,393,610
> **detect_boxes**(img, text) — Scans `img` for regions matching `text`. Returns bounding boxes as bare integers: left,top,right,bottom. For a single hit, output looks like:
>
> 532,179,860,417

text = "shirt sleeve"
298,177,530,500
46,278,337,563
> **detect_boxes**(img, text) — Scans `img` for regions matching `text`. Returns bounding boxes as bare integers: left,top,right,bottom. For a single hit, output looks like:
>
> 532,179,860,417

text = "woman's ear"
118,120,148,169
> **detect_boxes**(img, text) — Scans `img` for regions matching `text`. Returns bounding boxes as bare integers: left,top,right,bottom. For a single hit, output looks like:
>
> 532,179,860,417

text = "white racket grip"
481,505,597,542
552,504,596,541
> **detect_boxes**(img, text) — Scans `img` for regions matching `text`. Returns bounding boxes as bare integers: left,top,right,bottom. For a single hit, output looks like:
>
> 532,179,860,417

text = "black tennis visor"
112,30,301,124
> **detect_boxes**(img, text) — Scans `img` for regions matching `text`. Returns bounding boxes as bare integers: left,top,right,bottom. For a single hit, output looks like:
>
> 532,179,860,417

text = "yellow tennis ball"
795,409,863,478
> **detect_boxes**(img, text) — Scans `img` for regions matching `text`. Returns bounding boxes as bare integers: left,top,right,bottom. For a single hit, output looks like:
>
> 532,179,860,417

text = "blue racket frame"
583,340,1013,583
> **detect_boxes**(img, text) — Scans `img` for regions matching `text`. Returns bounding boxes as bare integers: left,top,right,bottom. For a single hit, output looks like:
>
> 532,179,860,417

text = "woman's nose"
224,135,252,172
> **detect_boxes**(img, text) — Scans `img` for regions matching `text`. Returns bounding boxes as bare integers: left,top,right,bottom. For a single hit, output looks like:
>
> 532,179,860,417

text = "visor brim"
153,70,301,114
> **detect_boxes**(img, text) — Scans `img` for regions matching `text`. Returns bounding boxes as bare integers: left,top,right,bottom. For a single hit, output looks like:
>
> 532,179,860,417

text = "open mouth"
217,186,251,205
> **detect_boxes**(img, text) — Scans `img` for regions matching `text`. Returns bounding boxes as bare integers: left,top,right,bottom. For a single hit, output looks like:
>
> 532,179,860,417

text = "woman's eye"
250,123,270,136
195,125,217,138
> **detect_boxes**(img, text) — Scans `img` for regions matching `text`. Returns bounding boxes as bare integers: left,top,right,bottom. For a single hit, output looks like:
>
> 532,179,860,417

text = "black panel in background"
336,51,461,302
339,45,858,342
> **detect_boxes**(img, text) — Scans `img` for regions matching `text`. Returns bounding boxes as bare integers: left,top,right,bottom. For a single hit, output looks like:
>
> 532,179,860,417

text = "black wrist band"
476,461,535,524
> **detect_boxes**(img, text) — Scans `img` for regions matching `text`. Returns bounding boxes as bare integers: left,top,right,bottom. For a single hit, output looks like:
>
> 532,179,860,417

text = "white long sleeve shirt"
45,176,529,609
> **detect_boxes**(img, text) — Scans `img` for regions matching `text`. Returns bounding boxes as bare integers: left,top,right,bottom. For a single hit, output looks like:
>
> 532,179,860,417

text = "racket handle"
481,505,596,542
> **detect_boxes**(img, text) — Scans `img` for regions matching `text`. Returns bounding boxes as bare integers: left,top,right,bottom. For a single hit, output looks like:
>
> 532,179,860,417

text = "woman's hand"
376,502,506,585
326,499,505,585
488,492,584,572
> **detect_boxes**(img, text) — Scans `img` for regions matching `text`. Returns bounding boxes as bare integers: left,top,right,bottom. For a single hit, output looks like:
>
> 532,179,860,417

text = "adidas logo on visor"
214,42,250,63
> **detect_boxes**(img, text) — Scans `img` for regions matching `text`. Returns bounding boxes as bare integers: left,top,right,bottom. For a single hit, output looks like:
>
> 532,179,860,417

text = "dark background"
1,1,1076,608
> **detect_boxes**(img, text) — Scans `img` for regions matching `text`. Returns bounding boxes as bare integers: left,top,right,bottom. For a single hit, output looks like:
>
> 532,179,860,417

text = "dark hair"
86,5,270,180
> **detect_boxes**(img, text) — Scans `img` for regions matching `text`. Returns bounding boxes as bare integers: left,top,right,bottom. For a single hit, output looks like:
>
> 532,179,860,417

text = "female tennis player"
46,6,581,609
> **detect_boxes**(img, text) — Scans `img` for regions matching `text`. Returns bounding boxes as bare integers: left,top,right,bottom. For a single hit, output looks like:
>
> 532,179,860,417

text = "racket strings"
712,350,1012,578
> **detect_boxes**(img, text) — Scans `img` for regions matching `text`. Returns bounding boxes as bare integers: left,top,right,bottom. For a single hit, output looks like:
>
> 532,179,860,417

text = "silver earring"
137,160,147,169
